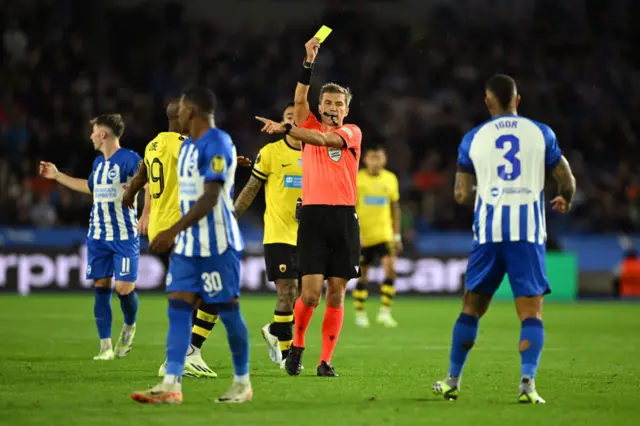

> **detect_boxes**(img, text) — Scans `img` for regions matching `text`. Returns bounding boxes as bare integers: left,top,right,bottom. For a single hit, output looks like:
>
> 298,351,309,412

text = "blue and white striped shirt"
87,148,142,241
457,115,562,245
174,128,244,257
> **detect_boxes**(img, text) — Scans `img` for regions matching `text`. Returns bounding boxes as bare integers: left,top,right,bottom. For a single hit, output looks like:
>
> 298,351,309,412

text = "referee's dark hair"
485,74,517,110
182,87,217,116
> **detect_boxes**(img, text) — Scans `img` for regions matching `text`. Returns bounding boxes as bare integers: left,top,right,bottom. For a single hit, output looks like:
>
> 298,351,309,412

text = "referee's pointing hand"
256,116,285,134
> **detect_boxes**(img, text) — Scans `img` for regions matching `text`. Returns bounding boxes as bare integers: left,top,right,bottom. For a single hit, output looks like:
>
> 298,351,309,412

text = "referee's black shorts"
297,205,361,280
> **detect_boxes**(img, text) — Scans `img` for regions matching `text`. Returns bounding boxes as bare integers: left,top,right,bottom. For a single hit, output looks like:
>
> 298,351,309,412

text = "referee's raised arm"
293,38,319,126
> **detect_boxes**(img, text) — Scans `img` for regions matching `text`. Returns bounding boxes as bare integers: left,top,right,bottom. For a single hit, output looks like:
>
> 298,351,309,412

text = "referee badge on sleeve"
211,155,225,173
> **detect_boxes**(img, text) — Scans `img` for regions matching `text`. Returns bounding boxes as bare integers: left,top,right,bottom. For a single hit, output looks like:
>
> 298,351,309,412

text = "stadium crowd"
1,0,639,244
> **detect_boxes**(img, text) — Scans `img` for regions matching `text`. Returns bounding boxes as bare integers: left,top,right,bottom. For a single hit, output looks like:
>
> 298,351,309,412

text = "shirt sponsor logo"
283,175,302,188
364,195,388,206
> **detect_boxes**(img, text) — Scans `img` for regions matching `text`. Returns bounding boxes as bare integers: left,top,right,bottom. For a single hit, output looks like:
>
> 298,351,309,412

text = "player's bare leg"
285,274,323,376
433,291,492,399
132,291,197,404
316,277,348,377
353,265,370,328
93,277,115,360
515,295,546,404
377,256,398,327
262,278,297,366
114,280,138,358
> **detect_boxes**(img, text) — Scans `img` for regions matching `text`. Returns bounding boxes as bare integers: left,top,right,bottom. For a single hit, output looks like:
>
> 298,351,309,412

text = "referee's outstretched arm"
293,38,320,126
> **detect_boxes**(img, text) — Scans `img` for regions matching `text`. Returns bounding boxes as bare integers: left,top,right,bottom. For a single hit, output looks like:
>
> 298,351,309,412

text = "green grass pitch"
0,294,638,426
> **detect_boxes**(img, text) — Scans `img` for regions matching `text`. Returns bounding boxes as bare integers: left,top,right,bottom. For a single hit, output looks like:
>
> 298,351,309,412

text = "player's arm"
454,170,476,206
122,160,148,208
550,155,576,209
39,161,91,194
454,134,476,206
170,182,222,235
234,175,263,218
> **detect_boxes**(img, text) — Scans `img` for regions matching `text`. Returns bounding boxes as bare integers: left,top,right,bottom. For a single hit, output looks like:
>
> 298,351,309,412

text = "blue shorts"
86,238,140,282
465,241,550,298
166,249,242,304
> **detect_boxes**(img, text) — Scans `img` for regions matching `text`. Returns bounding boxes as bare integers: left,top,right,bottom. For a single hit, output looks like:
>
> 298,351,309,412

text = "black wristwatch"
284,123,292,135
302,60,314,69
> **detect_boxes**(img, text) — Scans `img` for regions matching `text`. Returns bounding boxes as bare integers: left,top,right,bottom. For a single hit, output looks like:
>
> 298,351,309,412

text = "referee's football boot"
284,345,304,376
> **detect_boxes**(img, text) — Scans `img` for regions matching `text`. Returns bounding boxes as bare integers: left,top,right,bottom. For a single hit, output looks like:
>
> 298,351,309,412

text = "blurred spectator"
0,0,639,236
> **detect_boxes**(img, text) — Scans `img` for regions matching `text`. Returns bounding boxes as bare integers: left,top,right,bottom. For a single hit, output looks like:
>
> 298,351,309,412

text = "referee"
256,36,362,377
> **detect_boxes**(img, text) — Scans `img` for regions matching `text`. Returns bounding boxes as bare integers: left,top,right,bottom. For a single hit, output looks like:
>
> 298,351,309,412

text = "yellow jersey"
356,169,400,247
251,137,302,246
144,132,184,241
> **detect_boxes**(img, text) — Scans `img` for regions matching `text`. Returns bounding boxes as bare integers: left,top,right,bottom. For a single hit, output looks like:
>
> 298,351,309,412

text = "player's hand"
149,228,177,253
394,240,403,254
237,156,253,167
550,195,572,213
137,213,149,236
39,161,59,180
122,185,136,209
305,37,321,63
255,116,286,134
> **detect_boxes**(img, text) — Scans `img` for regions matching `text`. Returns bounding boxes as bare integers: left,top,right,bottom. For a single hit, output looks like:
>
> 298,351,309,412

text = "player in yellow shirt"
353,145,402,328
234,103,302,367
123,100,218,378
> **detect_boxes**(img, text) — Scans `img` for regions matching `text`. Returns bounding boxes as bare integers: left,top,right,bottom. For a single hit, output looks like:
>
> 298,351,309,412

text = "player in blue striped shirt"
39,114,142,361
432,74,576,404
131,88,251,405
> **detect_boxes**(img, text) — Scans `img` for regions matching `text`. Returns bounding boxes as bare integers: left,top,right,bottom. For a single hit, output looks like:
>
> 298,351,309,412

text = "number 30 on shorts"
201,271,223,295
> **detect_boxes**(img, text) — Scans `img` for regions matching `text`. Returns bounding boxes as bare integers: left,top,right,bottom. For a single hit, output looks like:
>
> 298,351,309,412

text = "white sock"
187,344,200,357
123,323,135,333
379,306,391,315
100,338,112,351
163,374,182,386
234,373,250,385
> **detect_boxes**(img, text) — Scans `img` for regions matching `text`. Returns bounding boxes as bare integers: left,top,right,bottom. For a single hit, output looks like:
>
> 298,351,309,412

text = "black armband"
299,60,314,85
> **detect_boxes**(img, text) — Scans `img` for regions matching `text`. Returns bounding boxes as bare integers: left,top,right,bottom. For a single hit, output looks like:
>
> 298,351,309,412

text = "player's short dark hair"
284,102,295,110
182,87,217,115
365,144,385,152
320,83,353,106
485,74,517,110
90,114,125,138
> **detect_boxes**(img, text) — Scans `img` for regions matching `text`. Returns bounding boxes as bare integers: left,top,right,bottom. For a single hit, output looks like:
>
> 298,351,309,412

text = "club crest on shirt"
107,165,119,181
211,155,225,174
279,264,287,273
328,147,342,162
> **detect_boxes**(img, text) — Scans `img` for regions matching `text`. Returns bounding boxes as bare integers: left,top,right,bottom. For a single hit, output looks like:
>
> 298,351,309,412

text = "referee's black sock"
353,280,369,311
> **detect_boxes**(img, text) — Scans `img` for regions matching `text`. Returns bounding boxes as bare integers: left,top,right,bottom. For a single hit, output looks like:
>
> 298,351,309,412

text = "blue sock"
94,287,113,339
520,318,544,378
218,304,250,378
165,299,194,377
448,313,479,378
118,291,139,326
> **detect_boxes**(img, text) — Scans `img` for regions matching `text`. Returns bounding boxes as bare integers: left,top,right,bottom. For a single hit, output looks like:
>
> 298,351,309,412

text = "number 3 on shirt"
202,271,223,295
495,134,521,181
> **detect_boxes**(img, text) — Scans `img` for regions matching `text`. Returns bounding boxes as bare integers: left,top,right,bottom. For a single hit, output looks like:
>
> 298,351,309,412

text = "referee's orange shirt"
299,112,362,206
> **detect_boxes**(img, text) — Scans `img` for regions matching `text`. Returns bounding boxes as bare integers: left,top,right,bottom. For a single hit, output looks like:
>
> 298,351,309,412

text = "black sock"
190,303,219,349
380,278,395,308
270,310,293,359
353,281,369,311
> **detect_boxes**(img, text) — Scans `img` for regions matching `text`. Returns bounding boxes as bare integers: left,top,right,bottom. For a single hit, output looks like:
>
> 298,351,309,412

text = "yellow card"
314,25,332,43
